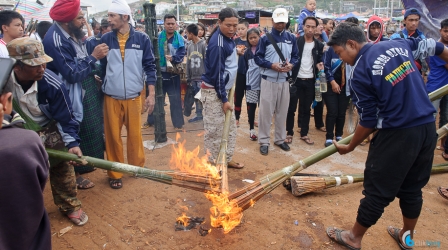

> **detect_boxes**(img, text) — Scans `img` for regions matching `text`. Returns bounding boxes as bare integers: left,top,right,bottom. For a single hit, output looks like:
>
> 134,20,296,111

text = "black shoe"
275,142,290,151
260,145,269,155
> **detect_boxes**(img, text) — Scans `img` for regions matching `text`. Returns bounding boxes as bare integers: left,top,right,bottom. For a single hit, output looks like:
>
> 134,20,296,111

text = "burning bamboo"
216,54,239,193
45,149,221,192
290,164,448,196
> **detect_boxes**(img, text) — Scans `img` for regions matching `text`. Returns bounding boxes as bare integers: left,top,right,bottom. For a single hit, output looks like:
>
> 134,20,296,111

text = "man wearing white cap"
100,0,157,189
255,8,298,155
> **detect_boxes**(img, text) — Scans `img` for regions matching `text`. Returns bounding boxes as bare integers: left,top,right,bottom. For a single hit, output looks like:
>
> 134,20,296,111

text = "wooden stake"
216,54,239,193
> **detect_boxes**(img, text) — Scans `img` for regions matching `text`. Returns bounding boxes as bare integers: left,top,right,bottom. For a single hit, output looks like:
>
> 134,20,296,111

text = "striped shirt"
117,31,129,61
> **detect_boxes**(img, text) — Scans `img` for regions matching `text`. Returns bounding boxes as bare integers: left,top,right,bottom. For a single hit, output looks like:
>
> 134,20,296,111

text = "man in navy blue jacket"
255,8,298,155
326,22,448,250
7,37,89,226
100,0,157,189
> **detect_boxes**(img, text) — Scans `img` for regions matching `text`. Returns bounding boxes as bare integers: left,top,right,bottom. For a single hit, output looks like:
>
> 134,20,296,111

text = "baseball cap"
7,37,53,66
272,8,288,23
404,8,421,19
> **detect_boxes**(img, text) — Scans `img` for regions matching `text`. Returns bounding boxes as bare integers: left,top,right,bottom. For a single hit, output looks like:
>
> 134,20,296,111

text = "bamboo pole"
45,149,221,192
291,165,448,196
216,54,239,193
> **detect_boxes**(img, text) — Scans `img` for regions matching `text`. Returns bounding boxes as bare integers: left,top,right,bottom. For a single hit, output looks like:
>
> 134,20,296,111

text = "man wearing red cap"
43,0,109,188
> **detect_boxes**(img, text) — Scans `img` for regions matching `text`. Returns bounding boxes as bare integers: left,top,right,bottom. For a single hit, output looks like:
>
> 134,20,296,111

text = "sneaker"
249,129,257,141
141,122,153,129
336,136,342,142
324,140,333,147
188,116,203,123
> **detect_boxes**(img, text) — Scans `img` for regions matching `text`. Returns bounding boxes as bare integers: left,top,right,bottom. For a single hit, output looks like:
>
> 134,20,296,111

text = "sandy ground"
45,100,448,250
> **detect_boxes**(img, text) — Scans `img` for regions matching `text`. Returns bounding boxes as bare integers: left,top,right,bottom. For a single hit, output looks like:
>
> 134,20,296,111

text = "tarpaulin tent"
335,12,360,21
402,0,448,39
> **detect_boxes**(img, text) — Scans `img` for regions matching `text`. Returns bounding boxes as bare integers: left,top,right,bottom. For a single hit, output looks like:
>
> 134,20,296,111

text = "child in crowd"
186,23,207,123
297,0,316,36
197,22,206,39
243,28,261,141
234,21,249,126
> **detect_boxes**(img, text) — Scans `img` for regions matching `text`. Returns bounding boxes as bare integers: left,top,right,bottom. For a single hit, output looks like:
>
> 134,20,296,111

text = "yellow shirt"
117,31,130,61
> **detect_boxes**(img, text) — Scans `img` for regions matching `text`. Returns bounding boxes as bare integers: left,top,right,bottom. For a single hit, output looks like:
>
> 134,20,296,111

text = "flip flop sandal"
68,209,89,226
76,176,95,189
326,227,360,250
437,186,448,200
227,160,244,169
387,226,413,250
300,136,314,145
285,135,293,144
109,178,123,189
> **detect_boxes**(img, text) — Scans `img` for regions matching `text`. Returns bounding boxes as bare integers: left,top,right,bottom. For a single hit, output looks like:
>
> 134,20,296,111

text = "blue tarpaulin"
401,0,448,39
335,12,360,21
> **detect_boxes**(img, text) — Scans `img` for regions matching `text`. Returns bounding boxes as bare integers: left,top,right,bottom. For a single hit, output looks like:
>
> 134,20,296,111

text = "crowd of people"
1,0,448,248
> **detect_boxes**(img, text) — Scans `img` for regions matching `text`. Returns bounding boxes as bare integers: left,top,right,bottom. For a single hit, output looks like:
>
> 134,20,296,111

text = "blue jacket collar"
402,28,424,37
217,28,233,42
271,28,284,36
112,23,135,37
354,43,373,66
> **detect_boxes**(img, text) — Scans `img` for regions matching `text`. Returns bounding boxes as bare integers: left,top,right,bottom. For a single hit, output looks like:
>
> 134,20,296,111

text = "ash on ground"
175,216,205,231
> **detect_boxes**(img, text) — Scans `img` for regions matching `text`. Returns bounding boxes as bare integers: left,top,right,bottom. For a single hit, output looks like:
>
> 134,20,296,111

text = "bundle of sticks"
289,164,448,196
46,149,221,193
224,84,448,211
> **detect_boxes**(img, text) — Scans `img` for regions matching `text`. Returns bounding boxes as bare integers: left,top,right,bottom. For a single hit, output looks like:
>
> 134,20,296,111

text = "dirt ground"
46,100,448,250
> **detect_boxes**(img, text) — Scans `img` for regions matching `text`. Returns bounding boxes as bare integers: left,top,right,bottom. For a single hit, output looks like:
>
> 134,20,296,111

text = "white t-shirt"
297,41,314,78
0,39,8,58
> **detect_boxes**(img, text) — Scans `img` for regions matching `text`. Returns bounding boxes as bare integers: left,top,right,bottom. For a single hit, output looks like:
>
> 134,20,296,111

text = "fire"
205,192,243,233
171,134,244,234
176,212,190,227
170,134,220,181
249,199,255,207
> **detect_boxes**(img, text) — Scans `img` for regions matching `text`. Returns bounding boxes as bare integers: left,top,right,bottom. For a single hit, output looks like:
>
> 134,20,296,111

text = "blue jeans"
192,80,203,117
147,72,184,128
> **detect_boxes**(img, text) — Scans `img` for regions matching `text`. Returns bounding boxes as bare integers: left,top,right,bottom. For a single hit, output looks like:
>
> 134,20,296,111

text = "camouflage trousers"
50,161,81,214
201,89,237,163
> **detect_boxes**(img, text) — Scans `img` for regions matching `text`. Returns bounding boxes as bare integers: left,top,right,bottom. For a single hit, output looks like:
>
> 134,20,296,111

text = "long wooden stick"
216,54,239,193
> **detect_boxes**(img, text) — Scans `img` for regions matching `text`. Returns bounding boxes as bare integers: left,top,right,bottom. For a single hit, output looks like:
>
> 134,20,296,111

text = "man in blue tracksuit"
255,8,299,155
326,22,448,250
100,2,157,188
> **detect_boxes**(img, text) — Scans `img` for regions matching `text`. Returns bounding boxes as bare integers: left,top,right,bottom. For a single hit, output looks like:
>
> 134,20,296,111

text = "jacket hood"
366,15,384,44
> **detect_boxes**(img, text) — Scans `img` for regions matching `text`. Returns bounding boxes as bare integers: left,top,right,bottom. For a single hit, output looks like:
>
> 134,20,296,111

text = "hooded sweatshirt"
366,15,389,44
186,38,206,82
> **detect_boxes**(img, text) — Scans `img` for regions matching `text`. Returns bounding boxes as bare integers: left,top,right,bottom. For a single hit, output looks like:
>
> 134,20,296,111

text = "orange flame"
170,135,220,180
197,131,205,137
205,192,243,233
171,135,243,234
176,212,190,227
249,199,255,207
